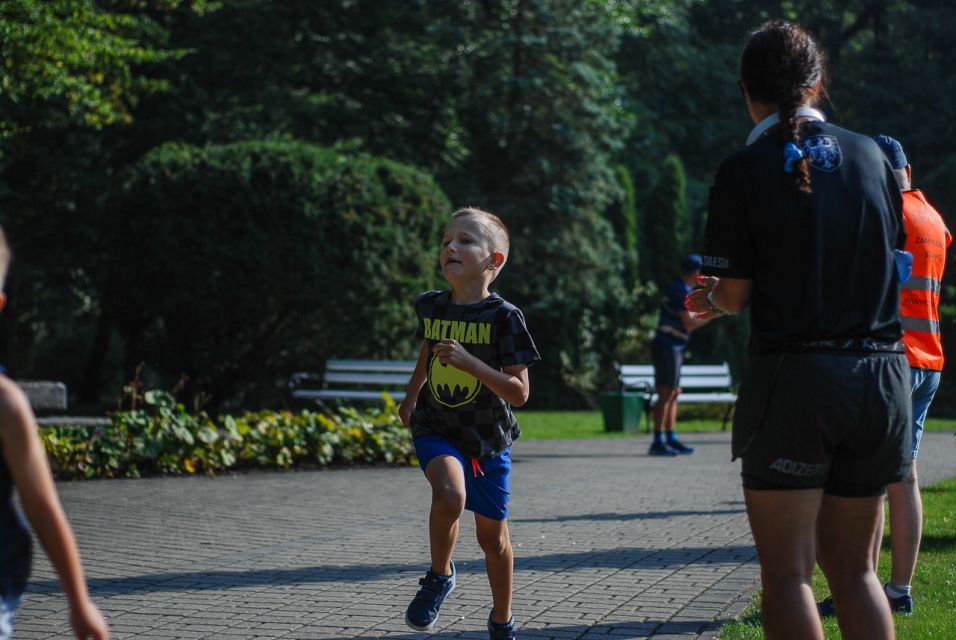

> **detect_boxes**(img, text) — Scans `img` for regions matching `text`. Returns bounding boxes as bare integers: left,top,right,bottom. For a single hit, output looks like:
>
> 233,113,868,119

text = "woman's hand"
685,275,723,320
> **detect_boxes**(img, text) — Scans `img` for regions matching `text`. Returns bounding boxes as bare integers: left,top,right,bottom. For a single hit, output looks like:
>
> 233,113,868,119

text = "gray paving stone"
12,431,954,639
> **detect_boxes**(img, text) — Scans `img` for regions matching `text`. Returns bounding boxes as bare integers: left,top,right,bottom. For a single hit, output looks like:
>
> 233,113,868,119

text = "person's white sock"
885,583,911,599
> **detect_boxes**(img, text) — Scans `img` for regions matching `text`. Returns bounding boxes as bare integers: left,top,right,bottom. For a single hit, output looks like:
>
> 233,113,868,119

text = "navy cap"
681,254,702,273
874,134,908,170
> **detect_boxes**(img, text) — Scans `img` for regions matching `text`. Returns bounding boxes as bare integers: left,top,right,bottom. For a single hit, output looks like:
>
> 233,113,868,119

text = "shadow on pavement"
28,545,757,596
313,619,720,638
511,508,745,523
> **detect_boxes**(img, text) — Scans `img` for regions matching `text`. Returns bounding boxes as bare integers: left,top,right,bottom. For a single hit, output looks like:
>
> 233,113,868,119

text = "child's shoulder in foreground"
0,375,34,441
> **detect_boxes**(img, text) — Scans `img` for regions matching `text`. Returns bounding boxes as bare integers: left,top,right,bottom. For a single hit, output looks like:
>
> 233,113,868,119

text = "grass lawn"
515,411,956,441
515,409,736,440
720,476,956,640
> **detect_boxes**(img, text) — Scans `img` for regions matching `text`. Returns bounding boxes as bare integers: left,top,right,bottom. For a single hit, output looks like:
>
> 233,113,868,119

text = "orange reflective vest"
900,189,951,370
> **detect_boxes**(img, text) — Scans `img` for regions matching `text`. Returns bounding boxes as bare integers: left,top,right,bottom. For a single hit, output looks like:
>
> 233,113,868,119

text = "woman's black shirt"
702,120,905,354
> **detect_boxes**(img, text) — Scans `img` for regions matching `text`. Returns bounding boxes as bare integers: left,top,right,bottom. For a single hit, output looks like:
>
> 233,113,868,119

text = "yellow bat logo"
428,354,482,407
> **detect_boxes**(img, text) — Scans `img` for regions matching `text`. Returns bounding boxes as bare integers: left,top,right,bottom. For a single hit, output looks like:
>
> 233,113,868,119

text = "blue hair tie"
783,142,805,173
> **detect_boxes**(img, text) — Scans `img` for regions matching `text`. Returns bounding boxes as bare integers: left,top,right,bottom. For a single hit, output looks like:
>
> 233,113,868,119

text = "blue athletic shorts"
0,594,20,640
910,368,941,460
413,436,512,520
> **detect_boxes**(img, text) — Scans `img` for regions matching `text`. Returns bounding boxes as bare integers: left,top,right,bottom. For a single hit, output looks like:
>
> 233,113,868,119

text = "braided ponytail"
740,20,826,194
779,86,811,192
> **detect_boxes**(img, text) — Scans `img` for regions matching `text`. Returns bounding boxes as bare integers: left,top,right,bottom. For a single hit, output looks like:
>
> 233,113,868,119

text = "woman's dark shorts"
733,351,912,497
651,340,684,389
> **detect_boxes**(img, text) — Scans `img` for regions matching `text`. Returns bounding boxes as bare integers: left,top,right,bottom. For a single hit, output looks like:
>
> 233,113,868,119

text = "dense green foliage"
105,140,447,409
41,390,413,479
641,153,689,292
0,0,954,412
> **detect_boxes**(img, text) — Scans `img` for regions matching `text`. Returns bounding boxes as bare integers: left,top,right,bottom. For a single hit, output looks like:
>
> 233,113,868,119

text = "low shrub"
40,390,414,480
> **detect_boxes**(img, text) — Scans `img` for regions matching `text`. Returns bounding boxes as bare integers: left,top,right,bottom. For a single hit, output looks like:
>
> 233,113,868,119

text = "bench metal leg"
721,403,736,431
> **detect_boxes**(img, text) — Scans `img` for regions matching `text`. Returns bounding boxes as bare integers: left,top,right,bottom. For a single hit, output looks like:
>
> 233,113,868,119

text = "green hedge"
41,391,414,480
104,140,449,409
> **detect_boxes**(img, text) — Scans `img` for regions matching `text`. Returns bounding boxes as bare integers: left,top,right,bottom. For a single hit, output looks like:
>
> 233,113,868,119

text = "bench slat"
620,363,731,376
621,377,732,389
322,372,410,386
324,359,417,373
292,389,407,401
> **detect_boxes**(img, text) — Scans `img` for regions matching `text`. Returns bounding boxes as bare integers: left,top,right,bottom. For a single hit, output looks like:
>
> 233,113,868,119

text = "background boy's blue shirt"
410,291,540,459
654,279,692,349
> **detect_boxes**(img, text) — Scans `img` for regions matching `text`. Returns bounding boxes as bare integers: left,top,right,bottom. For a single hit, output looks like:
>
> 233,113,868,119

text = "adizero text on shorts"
733,351,912,496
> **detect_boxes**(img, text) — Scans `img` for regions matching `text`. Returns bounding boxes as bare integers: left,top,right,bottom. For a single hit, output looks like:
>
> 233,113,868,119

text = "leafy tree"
641,153,688,292
606,165,640,284
0,0,213,142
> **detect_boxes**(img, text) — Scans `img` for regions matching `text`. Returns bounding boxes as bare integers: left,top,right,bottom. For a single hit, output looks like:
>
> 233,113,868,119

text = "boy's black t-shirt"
702,121,905,353
410,291,540,459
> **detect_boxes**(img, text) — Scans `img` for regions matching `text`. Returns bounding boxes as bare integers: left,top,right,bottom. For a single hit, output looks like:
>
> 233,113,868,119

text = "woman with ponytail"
687,20,910,640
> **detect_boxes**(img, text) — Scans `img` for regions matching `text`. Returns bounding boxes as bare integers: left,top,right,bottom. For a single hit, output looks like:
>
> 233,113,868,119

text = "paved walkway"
15,431,955,639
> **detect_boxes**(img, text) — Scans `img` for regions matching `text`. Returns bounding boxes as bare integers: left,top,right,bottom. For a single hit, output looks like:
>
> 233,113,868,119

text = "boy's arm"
0,380,109,639
398,341,430,427
431,340,531,407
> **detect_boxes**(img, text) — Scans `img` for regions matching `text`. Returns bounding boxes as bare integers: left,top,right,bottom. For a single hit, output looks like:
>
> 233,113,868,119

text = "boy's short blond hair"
451,207,510,264
0,227,10,289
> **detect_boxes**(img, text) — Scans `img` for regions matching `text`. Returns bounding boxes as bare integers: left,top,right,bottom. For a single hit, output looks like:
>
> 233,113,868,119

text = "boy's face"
440,216,499,285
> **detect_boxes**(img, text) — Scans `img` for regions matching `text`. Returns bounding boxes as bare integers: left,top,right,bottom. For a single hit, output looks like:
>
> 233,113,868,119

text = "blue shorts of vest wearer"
910,367,941,460
650,338,684,389
0,593,20,640
413,436,511,521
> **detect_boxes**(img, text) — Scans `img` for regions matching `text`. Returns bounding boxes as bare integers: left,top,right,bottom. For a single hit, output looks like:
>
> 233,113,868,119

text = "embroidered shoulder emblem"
801,135,842,172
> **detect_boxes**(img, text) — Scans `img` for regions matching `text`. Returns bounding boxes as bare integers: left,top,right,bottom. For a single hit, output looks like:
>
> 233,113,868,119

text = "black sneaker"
648,441,678,457
667,439,695,455
817,595,835,617
488,612,516,640
405,561,456,632
885,584,913,616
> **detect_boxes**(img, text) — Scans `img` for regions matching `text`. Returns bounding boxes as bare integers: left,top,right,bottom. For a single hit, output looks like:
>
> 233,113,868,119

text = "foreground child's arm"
0,379,110,640
432,340,530,407
398,341,431,427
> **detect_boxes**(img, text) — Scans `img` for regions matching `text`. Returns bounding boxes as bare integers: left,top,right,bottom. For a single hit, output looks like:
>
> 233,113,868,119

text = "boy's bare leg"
425,455,466,576
652,385,674,433
475,513,513,624
667,391,679,432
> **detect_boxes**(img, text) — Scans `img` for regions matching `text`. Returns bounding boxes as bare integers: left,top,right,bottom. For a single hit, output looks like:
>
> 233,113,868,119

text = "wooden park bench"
290,359,415,403
18,380,111,427
617,362,738,431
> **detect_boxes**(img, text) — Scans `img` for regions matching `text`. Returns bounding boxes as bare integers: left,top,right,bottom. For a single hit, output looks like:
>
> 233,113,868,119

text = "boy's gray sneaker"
487,612,516,640
405,561,456,632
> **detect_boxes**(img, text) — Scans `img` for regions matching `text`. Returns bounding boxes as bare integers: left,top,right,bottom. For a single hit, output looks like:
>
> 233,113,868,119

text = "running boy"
0,228,110,639
399,208,540,640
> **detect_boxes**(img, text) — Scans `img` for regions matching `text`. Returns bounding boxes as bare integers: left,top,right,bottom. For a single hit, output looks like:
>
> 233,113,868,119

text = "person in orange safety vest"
872,134,951,615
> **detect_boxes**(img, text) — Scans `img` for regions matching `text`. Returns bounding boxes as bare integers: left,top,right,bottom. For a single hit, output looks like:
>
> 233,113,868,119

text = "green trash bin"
600,391,644,433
